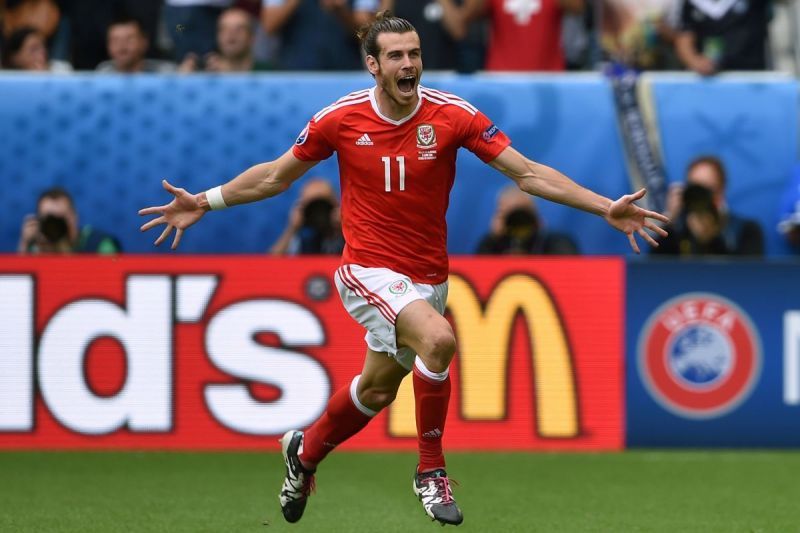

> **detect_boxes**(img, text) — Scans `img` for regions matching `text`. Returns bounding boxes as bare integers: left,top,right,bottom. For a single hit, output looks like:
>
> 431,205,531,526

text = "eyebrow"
387,47,421,55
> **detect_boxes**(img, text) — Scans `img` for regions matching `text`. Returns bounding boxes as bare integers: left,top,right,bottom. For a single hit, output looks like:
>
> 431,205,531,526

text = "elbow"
516,161,546,197
517,179,536,197
516,175,539,197
254,163,290,198
261,176,291,198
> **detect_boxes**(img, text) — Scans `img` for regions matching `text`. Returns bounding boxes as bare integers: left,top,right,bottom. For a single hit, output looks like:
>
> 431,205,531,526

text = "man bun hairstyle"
356,10,416,58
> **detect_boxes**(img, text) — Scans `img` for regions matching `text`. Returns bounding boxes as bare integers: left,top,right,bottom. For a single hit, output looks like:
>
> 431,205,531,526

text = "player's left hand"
605,188,669,254
138,180,206,250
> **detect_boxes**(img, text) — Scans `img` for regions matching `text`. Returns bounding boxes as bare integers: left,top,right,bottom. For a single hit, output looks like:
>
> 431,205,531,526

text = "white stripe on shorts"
337,265,397,324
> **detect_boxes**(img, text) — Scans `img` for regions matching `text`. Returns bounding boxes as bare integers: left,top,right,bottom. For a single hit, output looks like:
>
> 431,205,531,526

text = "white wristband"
206,186,228,210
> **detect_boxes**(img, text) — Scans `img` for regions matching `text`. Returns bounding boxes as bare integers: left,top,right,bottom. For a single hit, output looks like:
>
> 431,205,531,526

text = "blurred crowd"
5,0,800,258
0,0,797,74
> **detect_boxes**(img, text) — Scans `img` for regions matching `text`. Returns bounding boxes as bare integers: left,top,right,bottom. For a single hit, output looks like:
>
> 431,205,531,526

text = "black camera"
504,207,539,239
682,184,719,219
38,214,69,243
302,198,336,232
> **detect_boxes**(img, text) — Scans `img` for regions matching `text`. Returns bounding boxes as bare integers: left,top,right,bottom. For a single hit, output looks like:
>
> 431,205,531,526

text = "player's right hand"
138,179,207,250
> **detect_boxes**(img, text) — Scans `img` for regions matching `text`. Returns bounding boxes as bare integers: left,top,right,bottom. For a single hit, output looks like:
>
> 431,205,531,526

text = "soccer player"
138,11,668,527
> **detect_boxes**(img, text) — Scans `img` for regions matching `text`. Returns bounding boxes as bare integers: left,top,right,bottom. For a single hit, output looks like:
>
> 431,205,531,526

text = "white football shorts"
334,264,448,371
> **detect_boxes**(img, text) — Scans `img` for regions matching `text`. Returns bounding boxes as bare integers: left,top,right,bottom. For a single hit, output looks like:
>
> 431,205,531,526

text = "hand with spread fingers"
138,179,207,249
605,188,670,254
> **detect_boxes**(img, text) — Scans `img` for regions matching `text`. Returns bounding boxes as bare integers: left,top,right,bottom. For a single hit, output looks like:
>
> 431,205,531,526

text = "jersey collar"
369,85,423,126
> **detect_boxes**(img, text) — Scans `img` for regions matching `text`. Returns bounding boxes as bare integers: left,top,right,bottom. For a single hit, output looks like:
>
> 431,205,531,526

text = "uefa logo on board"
637,293,761,419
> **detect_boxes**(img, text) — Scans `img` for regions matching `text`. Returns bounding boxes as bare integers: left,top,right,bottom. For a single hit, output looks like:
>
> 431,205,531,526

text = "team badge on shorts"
638,293,761,419
416,124,437,149
388,280,409,295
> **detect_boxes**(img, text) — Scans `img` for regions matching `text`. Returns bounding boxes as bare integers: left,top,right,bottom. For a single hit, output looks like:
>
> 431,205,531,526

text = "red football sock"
413,357,451,473
300,375,375,469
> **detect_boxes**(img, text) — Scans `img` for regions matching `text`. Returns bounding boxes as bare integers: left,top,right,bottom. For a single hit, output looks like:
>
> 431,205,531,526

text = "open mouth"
397,75,416,95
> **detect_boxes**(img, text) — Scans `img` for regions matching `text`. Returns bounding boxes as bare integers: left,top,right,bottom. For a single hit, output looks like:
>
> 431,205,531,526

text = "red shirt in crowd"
293,86,511,284
485,0,565,71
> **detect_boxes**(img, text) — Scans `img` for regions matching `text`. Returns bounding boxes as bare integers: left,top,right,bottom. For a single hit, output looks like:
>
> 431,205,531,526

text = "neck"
374,85,418,121
227,54,253,71
119,58,144,73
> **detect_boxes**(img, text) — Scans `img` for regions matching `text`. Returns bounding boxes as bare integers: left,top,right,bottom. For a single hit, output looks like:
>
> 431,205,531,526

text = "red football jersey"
292,86,511,284
485,0,565,71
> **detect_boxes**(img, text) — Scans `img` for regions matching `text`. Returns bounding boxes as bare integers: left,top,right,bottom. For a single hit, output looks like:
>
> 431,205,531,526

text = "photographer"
270,178,344,255
18,187,121,255
654,155,764,257
476,185,579,255
652,184,729,256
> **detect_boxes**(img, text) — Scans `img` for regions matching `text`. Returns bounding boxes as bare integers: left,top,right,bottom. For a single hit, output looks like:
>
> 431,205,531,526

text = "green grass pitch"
1,450,797,532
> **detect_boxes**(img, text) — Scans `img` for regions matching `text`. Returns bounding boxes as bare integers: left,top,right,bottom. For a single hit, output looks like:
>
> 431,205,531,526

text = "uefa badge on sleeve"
637,293,762,419
295,123,309,145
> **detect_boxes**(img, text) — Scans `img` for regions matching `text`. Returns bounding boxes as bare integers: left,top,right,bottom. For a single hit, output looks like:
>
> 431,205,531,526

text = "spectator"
675,0,772,75
459,0,584,71
231,0,280,66
164,0,235,63
179,7,271,72
652,155,764,256
18,187,121,254
652,183,732,256
778,164,800,253
2,26,71,71
2,0,60,42
380,0,482,72
260,0,378,70
270,178,344,255
96,16,176,73
58,0,163,70
476,185,579,255
598,0,682,70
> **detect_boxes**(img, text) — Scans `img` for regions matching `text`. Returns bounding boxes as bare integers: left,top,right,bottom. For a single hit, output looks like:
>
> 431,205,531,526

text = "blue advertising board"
1,73,795,256
627,260,800,446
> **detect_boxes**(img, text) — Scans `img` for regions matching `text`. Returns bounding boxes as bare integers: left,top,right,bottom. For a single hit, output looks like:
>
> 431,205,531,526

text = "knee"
419,327,456,373
357,384,398,412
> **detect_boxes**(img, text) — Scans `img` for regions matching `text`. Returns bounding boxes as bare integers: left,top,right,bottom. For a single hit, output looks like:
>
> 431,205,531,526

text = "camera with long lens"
302,198,336,232
38,214,69,243
504,207,539,239
682,184,719,220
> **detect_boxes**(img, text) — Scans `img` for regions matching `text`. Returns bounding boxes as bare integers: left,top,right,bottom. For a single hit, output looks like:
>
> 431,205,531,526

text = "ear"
365,55,379,76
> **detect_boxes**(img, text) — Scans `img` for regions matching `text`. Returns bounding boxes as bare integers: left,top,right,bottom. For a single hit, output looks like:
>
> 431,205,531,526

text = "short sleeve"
461,111,511,163
292,117,335,162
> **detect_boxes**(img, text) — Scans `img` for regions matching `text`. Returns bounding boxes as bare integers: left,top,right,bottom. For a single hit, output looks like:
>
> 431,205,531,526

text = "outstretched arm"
489,146,669,253
138,149,319,249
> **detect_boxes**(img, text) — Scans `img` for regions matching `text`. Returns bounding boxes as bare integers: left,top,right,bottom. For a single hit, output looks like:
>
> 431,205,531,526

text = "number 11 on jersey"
382,156,405,192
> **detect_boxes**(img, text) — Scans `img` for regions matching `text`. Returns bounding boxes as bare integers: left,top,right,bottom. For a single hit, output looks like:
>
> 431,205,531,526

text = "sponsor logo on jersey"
482,124,499,142
638,293,761,419
416,124,437,149
295,123,309,145
356,133,374,146
388,280,409,295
